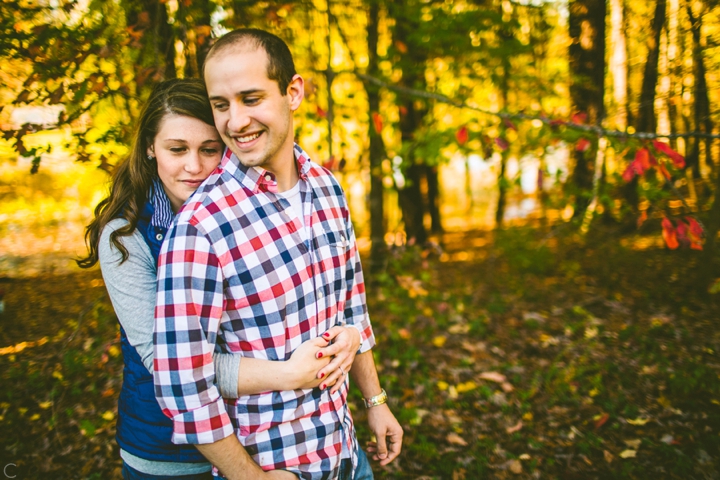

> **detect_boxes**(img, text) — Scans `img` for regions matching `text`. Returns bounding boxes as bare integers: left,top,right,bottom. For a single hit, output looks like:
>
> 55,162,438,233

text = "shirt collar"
149,178,174,229
221,143,312,194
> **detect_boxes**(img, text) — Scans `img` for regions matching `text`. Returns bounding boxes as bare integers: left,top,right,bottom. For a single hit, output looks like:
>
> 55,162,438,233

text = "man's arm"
196,435,295,480
349,351,403,465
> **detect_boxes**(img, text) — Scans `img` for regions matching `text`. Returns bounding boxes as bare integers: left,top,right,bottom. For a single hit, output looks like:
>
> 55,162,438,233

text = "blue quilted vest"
115,195,207,464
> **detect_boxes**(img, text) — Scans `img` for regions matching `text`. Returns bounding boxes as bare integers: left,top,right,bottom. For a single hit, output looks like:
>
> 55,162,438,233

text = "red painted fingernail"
321,384,326,389
323,332,330,338
320,372,325,378
317,352,323,359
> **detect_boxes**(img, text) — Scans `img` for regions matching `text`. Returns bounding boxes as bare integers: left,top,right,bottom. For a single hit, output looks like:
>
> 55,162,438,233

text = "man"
153,28,402,480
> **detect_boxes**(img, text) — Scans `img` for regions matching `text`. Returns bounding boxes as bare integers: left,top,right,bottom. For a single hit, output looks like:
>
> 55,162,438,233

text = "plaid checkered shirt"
153,144,375,479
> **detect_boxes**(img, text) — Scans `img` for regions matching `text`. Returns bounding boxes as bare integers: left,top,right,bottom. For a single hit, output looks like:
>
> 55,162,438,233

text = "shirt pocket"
314,227,349,306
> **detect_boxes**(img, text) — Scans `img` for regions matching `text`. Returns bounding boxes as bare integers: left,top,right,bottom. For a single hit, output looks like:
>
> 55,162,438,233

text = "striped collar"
149,179,174,229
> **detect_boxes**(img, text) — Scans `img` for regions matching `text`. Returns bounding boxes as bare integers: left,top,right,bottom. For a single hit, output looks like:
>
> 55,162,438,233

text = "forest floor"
0,223,718,479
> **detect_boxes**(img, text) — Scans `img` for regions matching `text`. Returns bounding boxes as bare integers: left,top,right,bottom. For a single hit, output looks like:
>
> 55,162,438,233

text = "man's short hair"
204,28,296,94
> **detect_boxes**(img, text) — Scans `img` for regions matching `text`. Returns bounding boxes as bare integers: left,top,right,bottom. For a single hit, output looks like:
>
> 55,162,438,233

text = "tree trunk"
364,0,387,271
123,0,176,88
426,165,442,234
636,0,667,133
178,0,212,78
686,2,713,179
568,0,606,218
610,0,627,129
496,26,512,228
390,3,428,245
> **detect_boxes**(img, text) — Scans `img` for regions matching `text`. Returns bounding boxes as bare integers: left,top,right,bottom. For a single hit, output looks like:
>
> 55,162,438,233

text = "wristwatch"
363,389,388,408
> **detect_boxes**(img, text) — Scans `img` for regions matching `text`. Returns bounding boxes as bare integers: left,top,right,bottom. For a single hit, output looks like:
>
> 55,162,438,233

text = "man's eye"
244,97,259,105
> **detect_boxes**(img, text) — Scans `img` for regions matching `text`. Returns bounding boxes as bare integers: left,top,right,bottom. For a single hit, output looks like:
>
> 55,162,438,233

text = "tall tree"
387,1,430,245
568,0,606,217
364,0,387,270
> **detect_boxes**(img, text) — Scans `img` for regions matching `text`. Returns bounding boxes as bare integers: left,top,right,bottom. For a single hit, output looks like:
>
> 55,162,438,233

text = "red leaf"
503,118,517,131
653,140,685,168
685,216,703,237
676,220,689,245
316,105,327,118
399,106,408,116
395,40,408,53
658,164,671,180
686,216,704,250
495,137,509,151
372,112,383,134
622,164,636,182
662,217,679,250
322,156,335,171
594,412,610,429
635,148,652,171
571,112,588,124
456,126,469,146
576,138,591,152
637,210,648,228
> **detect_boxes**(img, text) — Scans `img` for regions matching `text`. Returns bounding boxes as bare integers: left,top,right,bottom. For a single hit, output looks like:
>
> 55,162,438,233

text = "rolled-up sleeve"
153,220,234,445
342,206,375,354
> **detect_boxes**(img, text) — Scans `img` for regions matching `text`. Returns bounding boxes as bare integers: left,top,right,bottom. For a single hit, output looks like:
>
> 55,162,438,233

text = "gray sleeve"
99,219,158,373
100,219,242,396
213,353,241,399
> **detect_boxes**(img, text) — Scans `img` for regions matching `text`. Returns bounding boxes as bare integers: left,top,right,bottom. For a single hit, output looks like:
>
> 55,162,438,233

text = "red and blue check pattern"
153,144,375,479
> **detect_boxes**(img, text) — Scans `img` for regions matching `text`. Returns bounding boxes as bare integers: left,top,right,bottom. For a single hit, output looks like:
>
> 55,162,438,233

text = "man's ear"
286,74,304,111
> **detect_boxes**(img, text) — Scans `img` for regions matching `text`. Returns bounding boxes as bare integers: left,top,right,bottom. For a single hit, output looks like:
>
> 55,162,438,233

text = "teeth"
236,132,260,143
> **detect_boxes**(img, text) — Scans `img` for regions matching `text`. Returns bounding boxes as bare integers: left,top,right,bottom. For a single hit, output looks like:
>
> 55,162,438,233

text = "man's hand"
316,325,361,394
365,403,403,465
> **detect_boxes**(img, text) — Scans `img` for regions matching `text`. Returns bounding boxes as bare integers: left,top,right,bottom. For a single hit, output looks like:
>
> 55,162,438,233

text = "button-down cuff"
169,399,235,445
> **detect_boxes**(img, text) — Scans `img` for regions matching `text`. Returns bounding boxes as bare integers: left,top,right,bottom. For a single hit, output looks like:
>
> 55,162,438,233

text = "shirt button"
156,233,164,241
265,174,272,182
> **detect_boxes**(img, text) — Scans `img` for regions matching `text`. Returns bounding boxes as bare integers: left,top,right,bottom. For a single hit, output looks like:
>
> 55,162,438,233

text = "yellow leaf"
423,307,434,316
437,381,449,391
448,386,458,400
52,371,63,381
29,413,40,421
584,327,598,339
433,336,447,347
627,418,650,426
108,345,121,357
519,453,531,460
623,439,641,449
101,410,115,421
446,432,468,446
619,449,637,459
39,401,52,409
522,412,533,421
589,388,599,397
456,381,477,393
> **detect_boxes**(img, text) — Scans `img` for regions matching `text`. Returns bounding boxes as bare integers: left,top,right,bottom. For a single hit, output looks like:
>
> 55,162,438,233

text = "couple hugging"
79,28,402,480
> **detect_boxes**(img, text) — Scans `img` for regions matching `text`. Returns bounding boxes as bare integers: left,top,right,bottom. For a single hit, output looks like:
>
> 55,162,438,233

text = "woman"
78,79,359,479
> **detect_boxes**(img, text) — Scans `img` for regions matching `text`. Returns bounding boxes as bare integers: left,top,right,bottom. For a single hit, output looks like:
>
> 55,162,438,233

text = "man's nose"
227,102,251,132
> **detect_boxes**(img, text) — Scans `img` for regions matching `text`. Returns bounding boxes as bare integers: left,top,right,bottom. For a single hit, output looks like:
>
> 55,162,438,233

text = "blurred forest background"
1,0,720,478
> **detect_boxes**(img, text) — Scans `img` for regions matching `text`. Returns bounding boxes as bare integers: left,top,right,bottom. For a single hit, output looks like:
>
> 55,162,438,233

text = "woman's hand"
286,336,333,390
315,325,362,394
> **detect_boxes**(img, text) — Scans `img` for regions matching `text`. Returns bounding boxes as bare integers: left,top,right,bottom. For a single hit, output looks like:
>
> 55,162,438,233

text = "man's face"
204,46,303,175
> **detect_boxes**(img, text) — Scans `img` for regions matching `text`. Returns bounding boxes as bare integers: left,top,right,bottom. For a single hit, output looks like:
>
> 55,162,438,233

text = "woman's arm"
99,220,361,397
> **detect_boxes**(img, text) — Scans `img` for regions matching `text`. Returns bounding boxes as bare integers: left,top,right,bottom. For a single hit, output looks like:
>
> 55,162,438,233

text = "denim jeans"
339,448,374,480
121,462,214,480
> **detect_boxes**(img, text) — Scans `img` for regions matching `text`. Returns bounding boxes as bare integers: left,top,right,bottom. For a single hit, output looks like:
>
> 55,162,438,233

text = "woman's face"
149,114,223,212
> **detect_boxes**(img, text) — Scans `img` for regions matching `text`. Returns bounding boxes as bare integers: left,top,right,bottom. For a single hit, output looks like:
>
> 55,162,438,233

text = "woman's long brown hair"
77,78,216,268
